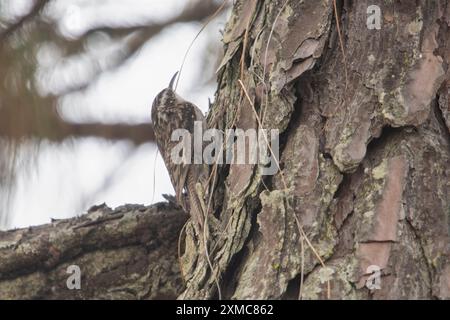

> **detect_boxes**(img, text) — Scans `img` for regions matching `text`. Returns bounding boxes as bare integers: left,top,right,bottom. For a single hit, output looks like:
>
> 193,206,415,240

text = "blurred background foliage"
0,0,227,229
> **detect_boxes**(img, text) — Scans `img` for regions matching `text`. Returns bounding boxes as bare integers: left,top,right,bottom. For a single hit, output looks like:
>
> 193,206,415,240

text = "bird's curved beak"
168,71,179,90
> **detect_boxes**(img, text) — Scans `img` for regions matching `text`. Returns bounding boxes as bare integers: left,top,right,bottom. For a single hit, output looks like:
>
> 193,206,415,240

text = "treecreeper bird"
151,72,208,235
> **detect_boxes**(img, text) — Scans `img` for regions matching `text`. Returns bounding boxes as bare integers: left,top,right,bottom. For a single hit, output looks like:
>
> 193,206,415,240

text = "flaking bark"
2,0,450,300
0,203,186,299
180,0,450,299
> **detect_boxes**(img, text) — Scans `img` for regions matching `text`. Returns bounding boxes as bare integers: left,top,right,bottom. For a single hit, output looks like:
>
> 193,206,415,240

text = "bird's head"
152,72,180,111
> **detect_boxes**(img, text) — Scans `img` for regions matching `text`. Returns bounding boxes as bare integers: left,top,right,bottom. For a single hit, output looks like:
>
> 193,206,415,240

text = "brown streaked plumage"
151,72,207,232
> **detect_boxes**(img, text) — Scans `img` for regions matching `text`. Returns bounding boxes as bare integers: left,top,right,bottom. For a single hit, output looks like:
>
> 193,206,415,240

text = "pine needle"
174,0,229,92
332,0,348,91
238,79,331,300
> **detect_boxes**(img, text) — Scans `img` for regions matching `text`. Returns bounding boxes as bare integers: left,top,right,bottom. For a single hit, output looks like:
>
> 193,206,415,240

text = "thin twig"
238,79,331,299
332,0,348,90
261,0,290,123
177,220,189,283
173,0,229,300
238,80,287,188
175,0,229,91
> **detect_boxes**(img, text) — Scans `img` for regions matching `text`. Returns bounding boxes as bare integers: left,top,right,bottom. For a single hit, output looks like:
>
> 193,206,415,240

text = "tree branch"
56,0,225,95
0,0,50,43
0,202,187,299
0,105,155,144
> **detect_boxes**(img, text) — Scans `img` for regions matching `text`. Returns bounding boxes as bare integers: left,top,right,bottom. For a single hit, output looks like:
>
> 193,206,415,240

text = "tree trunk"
1,0,449,300
179,0,450,299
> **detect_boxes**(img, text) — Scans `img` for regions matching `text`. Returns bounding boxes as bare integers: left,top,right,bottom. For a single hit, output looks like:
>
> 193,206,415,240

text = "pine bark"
0,204,187,299
1,0,449,300
180,0,450,299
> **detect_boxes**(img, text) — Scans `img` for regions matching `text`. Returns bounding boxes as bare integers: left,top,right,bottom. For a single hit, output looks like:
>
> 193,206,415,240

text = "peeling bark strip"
180,0,450,299
0,204,187,299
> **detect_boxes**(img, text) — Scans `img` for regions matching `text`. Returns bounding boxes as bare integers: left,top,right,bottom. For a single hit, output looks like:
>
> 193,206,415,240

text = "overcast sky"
3,0,225,229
